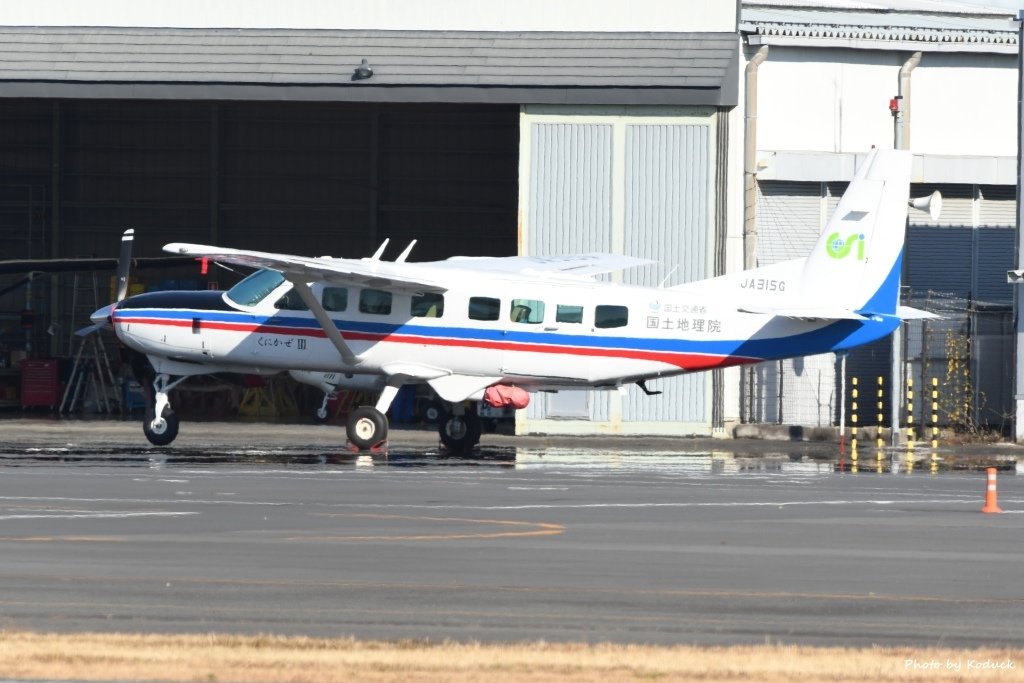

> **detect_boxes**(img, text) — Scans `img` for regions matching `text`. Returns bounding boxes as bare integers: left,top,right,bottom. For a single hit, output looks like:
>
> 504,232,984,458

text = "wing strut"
290,281,360,366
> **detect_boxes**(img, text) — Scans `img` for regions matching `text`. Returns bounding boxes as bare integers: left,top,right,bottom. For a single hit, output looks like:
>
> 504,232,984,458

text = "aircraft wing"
164,243,447,293
443,253,654,279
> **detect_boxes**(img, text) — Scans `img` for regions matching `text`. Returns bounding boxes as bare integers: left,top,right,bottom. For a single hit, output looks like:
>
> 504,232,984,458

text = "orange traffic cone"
981,467,1002,514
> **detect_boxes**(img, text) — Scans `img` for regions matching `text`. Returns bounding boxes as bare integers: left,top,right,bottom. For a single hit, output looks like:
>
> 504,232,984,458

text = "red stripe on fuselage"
112,317,760,371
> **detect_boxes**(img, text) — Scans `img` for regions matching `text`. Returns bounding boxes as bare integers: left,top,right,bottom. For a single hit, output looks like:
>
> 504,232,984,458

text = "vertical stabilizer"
798,149,912,316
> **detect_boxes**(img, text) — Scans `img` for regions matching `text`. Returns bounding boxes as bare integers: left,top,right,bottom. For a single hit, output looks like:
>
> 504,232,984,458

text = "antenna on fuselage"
658,265,679,289
396,240,417,263
369,239,390,261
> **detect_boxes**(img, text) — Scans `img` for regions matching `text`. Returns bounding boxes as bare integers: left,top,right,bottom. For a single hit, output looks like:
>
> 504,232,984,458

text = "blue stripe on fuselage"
114,306,898,364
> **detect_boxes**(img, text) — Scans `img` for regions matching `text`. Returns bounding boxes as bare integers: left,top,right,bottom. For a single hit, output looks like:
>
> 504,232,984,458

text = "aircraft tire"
347,406,388,450
439,412,481,453
143,409,179,446
421,400,444,425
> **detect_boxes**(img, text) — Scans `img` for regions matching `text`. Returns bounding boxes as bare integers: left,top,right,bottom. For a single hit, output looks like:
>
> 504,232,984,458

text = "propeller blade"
82,302,116,336
115,228,134,302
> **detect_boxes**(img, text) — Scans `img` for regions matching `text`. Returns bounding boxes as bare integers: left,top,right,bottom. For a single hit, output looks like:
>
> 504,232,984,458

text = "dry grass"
0,631,1021,682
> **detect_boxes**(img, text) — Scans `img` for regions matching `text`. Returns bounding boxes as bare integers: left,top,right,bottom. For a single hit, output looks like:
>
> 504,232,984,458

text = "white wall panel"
528,123,613,255
622,123,710,423
519,107,720,434
752,46,1017,159
525,122,614,424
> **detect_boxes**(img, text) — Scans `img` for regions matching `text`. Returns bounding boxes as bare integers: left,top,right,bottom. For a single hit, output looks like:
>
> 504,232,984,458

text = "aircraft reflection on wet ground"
0,443,1018,475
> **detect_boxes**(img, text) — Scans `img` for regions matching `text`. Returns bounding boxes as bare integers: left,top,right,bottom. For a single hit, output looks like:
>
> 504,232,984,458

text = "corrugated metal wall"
525,122,613,423
527,123,613,254
754,178,1016,430
522,113,715,430
750,180,836,426
621,124,709,424
902,185,1015,430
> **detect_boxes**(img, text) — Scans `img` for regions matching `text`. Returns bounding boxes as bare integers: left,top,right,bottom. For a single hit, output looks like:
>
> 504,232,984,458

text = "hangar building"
0,0,743,434
740,0,1019,436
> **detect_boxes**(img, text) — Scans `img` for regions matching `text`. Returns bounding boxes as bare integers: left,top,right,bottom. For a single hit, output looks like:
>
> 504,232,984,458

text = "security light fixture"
352,58,373,81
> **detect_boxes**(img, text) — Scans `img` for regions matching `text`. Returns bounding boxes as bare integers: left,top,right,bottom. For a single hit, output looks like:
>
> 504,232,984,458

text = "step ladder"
60,271,121,414
60,333,120,414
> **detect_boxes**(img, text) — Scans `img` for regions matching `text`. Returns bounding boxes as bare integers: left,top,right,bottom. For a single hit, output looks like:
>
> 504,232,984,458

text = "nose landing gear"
143,373,187,446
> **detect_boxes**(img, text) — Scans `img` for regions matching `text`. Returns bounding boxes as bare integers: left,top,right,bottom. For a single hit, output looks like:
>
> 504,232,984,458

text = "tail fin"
669,148,912,321
799,148,912,317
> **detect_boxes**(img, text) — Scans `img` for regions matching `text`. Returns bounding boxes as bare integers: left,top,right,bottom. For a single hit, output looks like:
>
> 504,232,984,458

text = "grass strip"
0,631,1021,682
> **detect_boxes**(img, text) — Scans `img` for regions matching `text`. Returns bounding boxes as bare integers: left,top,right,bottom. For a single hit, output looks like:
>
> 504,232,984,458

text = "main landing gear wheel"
347,406,388,450
439,411,481,453
144,407,179,446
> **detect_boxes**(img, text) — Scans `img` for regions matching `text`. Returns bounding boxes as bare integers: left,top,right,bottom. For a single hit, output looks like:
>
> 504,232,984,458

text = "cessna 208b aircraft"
92,148,932,450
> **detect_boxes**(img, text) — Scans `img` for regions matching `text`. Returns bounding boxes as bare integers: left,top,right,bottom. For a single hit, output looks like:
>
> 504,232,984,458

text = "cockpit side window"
275,286,309,311
226,269,286,307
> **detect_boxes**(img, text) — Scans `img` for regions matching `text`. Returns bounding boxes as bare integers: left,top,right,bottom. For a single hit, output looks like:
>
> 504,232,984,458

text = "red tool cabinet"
21,359,60,409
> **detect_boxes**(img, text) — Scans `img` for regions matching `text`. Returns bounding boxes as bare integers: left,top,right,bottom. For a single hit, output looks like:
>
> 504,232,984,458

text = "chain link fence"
740,289,1013,436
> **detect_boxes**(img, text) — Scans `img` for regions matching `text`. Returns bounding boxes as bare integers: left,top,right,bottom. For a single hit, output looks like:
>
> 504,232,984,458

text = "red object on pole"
982,467,1003,514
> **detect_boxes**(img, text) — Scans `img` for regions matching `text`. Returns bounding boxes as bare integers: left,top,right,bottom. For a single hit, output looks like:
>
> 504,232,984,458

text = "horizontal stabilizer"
896,305,941,320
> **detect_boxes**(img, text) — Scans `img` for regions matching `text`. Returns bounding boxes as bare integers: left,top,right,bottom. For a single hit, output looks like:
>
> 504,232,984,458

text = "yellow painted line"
291,512,565,542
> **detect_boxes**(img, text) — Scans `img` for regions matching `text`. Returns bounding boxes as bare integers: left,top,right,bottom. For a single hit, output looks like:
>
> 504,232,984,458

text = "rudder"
797,149,912,317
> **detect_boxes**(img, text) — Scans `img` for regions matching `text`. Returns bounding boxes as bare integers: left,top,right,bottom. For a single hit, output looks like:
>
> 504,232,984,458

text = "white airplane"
92,147,933,450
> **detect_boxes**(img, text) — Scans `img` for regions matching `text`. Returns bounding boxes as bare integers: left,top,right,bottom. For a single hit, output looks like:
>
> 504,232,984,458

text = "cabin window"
275,286,309,311
595,305,628,329
469,296,500,321
359,289,392,315
510,299,545,324
411,292,444,318
556,304,584,324
226,269,285,307
322,287,348,312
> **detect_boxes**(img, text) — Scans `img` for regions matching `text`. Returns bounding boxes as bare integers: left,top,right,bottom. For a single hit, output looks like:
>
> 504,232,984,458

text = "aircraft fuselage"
111,269,896,392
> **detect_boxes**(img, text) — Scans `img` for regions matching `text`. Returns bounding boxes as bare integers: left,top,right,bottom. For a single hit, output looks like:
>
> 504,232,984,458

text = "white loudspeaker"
909,190,942,221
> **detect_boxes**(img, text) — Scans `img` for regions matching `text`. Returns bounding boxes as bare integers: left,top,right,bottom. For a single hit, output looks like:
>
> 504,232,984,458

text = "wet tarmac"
0,417,1022,646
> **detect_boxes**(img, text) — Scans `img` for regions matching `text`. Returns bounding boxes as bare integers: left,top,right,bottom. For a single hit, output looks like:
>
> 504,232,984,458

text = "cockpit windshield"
225,269,286,307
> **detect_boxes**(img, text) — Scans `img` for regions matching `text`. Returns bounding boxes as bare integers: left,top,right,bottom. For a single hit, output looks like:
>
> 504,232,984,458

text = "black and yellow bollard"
906,378,915,470
850,377,859,461
930,377,939,473
876,376,884,459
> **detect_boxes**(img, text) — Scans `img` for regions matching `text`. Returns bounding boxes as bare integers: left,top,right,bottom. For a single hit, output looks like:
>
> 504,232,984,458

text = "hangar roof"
0,27,739,106
742,0,1018,53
